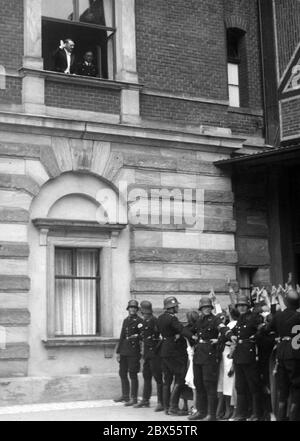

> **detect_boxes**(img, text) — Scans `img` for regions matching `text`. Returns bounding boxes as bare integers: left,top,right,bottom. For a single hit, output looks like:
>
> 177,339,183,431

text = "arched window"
227,28,248,108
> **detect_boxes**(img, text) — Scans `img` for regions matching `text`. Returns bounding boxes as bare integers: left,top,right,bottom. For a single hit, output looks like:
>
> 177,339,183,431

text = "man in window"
76,51,98,77
53,39,76,74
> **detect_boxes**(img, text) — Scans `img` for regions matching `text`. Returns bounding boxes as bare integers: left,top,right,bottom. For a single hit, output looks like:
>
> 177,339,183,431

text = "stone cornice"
0,110,247,152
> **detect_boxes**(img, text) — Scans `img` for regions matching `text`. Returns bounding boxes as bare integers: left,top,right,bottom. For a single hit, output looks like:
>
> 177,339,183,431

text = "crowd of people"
114,276,300,421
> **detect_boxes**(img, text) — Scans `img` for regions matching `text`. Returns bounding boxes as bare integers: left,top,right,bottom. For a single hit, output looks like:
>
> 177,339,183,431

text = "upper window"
55,247,101,336
226,28,248,108
42,0,115,79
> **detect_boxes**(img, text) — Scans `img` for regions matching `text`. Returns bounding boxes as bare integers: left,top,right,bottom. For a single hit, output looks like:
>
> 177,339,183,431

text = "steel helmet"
198,297,213,310
164,296,180,310
140,300,153,314
235,294,250,307
127,299,139,310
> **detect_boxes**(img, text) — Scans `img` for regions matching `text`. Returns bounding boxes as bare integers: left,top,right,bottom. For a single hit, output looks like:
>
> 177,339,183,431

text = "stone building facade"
0,0,270,404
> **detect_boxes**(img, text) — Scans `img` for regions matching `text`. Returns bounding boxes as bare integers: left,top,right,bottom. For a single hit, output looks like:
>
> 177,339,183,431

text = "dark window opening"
42,0,115,80
227,27,248,107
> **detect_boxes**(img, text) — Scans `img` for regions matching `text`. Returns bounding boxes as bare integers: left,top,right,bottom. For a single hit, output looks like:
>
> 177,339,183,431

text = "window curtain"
55,249,97,336
55,249,73,335
73,250,97,335
79,0,107,26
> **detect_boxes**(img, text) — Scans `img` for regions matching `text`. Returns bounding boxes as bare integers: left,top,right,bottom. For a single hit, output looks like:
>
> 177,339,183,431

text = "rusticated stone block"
40,146,61,178
0,243,29,258
0,276,30,292
0,174,39,196
0,208,29,224
0,309,30,326
130,248,238,264
203,218,236,233
0,360,28,378
204,190,234,204
0,343,29,360
237,237,270,266
0,143,40,159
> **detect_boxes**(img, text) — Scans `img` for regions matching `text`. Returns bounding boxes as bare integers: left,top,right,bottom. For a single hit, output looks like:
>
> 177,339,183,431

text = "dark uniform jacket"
264,307,300,360
116,315,143,357
142,315,160,359
192,313,226,365
229,310,262,364
157,312,186,358
76,61,98,77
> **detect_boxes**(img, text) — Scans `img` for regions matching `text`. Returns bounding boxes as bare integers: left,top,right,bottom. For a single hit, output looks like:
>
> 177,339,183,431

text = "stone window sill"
42,337,118,348
228,106,263,117
19,68,142,91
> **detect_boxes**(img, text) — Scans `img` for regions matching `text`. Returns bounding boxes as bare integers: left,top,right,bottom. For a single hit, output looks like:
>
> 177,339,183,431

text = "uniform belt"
279,336,291,342
237,338,255,344
198,339,212,344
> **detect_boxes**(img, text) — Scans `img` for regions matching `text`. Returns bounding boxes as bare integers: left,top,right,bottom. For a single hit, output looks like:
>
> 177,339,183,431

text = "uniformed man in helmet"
133,300,164,411
157,296,188,415
262,282,300,421
227,294,263,421
188,295,228,421
114,299,143,406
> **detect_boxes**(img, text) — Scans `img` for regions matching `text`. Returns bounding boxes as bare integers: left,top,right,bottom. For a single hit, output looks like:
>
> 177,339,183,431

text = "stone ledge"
130,248,238,264
131,278,238,293
123,153,224,176
126,186,234,204
20,68,143,91
0,343,29,360
0,243,29,258
42,338,118,348
0,276,30,293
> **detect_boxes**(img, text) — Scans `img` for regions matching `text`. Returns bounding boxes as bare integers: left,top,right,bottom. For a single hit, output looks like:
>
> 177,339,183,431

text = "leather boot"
154,382,164,411
163,383,171,414
233,394,248,421
222,395,233,420
168,383,182,416
130,376,139,401
124,398,138,406
289,403,300,421
247,393,262,421
277,401,288,421
114,378,130,402
216,393,225,420
133,399,150,408
201,394,217,421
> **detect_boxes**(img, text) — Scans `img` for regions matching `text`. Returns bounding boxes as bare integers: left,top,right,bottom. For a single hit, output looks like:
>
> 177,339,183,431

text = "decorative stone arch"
26,157,130,376
225,15,248,33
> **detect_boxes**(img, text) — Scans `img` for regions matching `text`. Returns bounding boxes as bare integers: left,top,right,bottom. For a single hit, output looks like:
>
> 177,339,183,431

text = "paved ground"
0,399,191,421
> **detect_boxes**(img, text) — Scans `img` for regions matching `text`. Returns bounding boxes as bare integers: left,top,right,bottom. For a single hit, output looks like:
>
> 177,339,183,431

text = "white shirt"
64,49,71,74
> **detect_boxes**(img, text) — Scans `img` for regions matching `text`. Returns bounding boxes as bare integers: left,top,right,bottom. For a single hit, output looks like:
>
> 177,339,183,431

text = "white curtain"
73,250,97,335
55,249,73,336
55,249,98,336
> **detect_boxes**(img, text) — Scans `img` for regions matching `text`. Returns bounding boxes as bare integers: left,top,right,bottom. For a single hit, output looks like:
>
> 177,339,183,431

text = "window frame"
44,230,117,341
41,0,117,79
54,246,101,337
227,61,240,108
